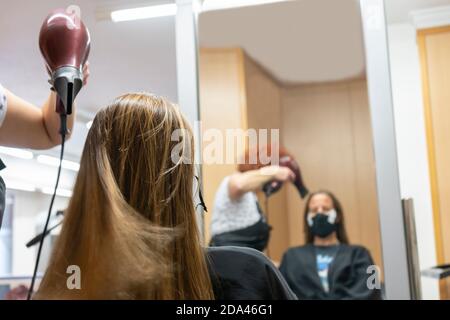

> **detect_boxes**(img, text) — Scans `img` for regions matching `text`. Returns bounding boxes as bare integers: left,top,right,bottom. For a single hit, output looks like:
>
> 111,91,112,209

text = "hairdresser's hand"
82,61,90,86
260,165,295,182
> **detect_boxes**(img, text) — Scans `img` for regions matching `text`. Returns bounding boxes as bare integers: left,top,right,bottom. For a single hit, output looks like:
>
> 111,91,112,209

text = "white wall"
0,152,77,277
11,190,69,276
387,23,439,299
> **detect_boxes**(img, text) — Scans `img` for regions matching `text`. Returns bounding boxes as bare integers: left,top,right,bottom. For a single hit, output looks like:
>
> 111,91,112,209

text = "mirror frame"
175,0,205,242
360,0,411,299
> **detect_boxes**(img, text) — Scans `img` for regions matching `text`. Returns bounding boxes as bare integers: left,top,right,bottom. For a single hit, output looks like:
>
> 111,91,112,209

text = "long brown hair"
36,93,214,299
303,190,349,244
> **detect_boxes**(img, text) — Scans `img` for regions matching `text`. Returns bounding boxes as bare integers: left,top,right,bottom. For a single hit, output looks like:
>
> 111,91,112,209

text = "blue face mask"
307,209,337,238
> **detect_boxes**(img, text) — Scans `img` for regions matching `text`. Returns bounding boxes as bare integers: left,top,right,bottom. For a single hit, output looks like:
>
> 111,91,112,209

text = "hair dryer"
262,156,309,199
39,8,90,116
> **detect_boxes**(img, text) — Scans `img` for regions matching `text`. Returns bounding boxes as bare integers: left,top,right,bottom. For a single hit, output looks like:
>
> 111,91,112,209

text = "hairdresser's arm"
0,63,89,149
0,90,72,149
228,166,294,200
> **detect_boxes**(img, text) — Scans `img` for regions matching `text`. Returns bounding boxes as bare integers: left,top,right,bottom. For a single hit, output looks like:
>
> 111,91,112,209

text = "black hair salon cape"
207,246,297,300
279,244,382,300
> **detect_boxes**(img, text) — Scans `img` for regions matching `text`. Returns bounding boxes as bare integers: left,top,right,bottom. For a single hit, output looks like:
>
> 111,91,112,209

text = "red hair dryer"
262,156,309,199
39,8,90,116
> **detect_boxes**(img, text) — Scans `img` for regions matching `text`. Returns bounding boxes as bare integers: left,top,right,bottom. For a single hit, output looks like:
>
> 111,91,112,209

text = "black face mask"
310,213,337,238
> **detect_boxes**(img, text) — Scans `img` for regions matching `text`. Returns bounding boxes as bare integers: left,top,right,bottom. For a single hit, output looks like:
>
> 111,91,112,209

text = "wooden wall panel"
199,48,248,244
280,80,382,269
417,26,450,299
348,80,381,268
244,53,287,263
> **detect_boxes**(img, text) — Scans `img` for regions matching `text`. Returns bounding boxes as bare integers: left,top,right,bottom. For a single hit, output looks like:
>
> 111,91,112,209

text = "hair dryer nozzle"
297,184,309,199
52,66,83,115
280,156,309,199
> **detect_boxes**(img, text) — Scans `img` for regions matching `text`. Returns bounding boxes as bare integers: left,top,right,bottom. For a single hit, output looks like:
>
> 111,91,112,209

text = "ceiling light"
0,147,34,160
201,0,291,12
41,187,73,198
111,3,177,22
37,155,80,172
6,181,37,192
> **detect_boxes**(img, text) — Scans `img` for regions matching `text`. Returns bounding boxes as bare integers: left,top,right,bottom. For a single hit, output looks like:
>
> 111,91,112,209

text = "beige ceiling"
199,0,366,84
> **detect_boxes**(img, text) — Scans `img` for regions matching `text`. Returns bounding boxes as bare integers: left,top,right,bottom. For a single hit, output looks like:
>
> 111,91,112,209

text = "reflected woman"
279,190,382,300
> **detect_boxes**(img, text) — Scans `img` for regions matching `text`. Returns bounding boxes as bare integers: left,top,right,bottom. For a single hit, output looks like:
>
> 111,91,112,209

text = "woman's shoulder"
282,243,371,256
206,246,275,268
339,244,371,253
206,246,297,300
282,244,314,256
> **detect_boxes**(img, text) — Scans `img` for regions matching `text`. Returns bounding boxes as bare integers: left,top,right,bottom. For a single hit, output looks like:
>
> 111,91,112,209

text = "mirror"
197,0,385,300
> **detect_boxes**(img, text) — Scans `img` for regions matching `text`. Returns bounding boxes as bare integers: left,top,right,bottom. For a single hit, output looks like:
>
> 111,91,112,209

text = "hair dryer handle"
263,180,284,197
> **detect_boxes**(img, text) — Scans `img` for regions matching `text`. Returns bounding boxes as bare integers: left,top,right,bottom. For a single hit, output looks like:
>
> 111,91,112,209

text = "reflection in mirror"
0,0,177,299
386,0,450,300
198,0,383,300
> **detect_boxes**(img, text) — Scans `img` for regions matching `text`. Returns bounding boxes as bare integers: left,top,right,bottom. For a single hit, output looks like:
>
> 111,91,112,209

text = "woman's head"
36,93,213,299
303,190,349,244
88,93,195,222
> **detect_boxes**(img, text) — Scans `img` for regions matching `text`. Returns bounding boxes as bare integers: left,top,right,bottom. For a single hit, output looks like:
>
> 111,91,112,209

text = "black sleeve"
264,257,298,300
278,251,293,291
207,246,297,300
341,247,382,300
279,252,288,275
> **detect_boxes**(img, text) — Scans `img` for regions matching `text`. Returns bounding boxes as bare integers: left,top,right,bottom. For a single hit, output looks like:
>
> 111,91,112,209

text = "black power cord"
27,114,67,300
264,195,271,258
